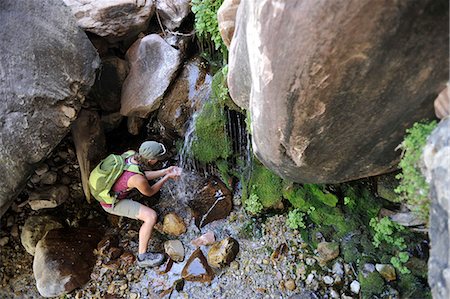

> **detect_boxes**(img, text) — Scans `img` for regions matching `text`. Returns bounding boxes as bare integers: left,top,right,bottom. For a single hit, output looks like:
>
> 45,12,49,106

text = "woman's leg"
136,204,158,254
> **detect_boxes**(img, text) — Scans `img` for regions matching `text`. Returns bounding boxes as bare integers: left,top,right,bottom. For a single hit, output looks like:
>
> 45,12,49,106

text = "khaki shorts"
102,199,142,220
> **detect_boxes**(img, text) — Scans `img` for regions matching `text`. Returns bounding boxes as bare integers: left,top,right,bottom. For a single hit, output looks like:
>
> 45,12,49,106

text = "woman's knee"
139,206,157,225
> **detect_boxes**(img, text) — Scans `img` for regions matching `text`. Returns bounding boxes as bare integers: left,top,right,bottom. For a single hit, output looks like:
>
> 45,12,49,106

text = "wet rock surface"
207,237,239,268
190,177,233,228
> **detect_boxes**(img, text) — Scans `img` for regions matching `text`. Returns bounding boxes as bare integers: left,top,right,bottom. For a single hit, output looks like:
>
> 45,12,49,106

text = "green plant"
391,252,411,274
245,193,264,215
191,0,227,60
248,160,283,208
286,209,306,230
395,120,437,222
369,217,406,250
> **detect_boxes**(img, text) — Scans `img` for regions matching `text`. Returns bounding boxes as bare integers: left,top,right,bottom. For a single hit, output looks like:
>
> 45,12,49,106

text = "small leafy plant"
191,0,227,59
369,217,406,250
286,209,306,229
245,192,264,215
395,120,437,222
391,252,411,274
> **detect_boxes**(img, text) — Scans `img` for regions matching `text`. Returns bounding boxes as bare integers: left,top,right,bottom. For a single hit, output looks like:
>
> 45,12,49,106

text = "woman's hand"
165,166,182,179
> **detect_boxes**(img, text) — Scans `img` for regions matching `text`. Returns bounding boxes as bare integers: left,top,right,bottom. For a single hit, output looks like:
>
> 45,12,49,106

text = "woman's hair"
134,154,153,171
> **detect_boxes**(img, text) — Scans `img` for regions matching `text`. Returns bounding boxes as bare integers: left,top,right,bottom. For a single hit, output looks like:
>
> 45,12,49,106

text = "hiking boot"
137,252,165,268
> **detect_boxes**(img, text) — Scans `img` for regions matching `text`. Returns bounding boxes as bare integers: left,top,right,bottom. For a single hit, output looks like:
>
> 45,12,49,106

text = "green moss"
248,160,283,208
191,100,232,163
359,271,385,299
398,272,431,299
395,120,437,223
216,159,232,189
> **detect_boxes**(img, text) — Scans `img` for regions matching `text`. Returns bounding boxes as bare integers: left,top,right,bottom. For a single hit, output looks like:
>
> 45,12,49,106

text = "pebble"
332,262,344,276
6,215,14,227
35,164,49,176
130,292,138,299
330,289,339,299
0,237,9,246
284,279,296,291
40,171,58,185
230,261,240,270
10,225,19,238
305,274,314,285
350,280,360,294
305,257,316,266
323,275,334,285
262,259,269,265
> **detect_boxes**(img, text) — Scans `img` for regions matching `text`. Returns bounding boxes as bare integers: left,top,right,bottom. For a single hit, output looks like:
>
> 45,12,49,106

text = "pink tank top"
111,171,138,199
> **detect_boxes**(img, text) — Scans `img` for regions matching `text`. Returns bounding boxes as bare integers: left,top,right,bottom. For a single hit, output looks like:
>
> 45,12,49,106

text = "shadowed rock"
228,0,448,183
28,185,70,211
0,0,99,217
71,109,106,202
33,227,103,297
20,216,63,256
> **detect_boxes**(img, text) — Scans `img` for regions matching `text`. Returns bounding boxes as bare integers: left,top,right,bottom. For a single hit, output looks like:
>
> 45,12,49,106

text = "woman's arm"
144,166,181,180
129,174,171,197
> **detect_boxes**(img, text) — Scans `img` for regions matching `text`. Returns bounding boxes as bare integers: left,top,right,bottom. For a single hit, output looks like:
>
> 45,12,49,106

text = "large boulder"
0,0,99,217
228,0,448,183
63,0,155,42
33,227,103,297
422,118,450,299
120,34,182,118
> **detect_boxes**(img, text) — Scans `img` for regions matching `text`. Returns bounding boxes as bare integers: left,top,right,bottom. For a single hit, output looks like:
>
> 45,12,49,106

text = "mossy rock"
359,271,385,299
398,272,431,299
191,100,232,163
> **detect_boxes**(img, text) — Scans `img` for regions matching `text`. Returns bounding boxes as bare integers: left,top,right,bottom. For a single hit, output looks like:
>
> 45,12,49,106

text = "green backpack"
88,150,143,204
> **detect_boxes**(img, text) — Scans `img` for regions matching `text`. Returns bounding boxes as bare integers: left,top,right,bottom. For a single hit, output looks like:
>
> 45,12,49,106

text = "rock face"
63,0,155,42
422,118,450,299
20,216,63,256
0,0,99,217
121,34,182,118
217,0,241,47
156,0,191,31
189,177,233,228
228,0,449,183
33,227,103,297
157,58,212,138
71,109,106,201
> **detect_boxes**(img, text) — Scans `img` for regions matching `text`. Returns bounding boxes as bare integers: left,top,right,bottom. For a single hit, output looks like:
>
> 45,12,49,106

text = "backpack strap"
122,151,144,175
